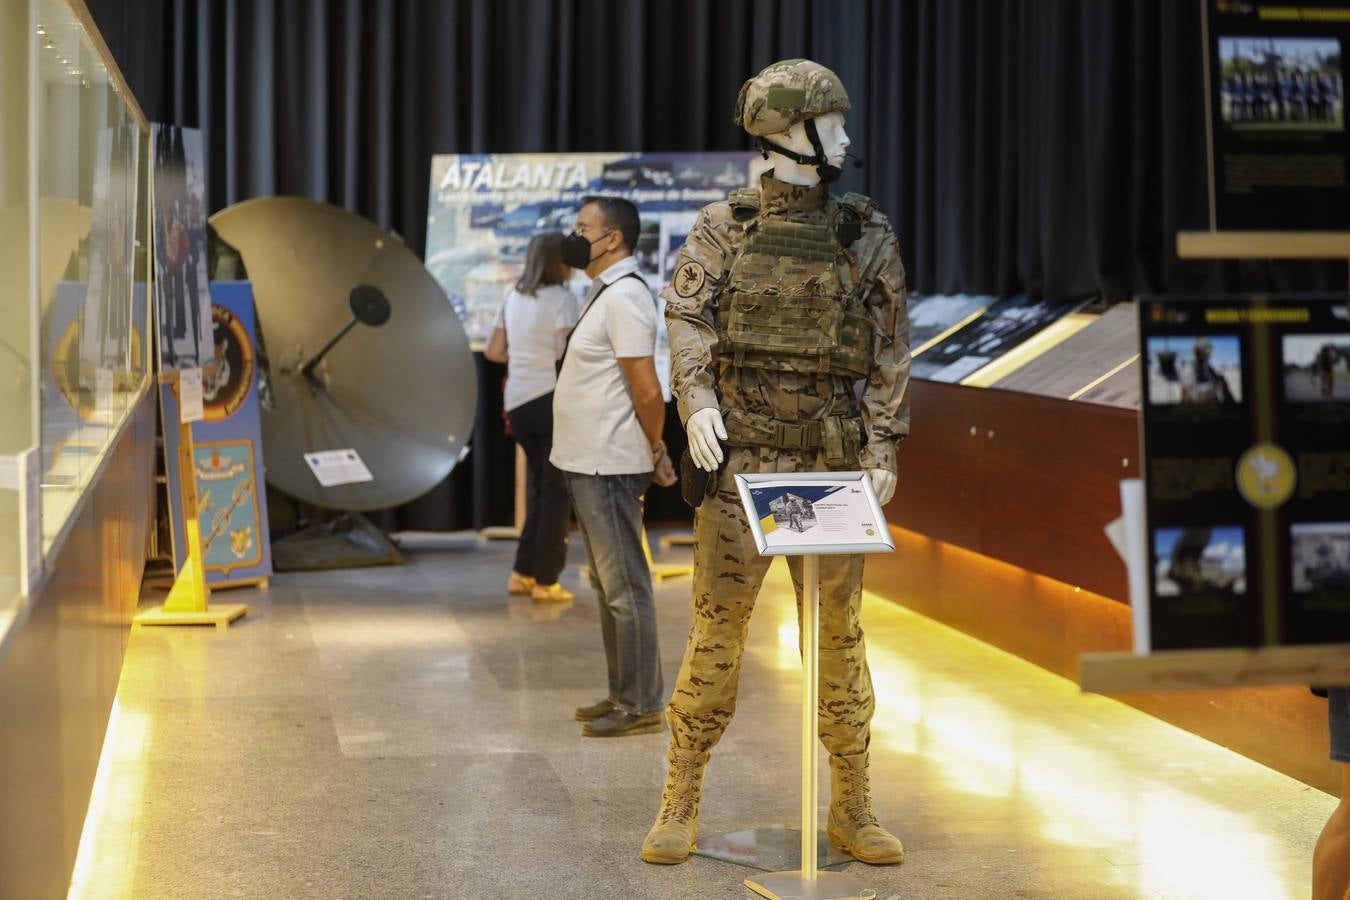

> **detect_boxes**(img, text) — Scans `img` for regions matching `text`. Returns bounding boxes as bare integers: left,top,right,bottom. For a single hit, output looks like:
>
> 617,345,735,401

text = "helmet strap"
756,118,842,183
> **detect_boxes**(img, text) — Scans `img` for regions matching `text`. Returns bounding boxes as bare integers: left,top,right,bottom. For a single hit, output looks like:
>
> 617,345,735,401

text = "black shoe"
574,698,616,722
582,709,663,737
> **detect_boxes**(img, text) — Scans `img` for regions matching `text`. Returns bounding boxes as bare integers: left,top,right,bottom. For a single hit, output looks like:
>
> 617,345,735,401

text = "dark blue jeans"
564,471,664,716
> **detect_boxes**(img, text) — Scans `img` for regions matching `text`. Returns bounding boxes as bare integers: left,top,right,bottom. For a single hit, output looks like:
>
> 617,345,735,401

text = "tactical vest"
715,195,873,380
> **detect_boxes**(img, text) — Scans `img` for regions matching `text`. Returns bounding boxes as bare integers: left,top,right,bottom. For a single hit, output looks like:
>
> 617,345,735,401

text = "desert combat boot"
640,747,710,864
827,751,905,864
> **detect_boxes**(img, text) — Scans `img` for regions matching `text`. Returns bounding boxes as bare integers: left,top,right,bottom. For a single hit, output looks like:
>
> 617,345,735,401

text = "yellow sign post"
136,375,247,629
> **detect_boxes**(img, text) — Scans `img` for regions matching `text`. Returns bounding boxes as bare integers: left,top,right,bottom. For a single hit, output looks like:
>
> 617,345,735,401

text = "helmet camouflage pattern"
735,59,851,136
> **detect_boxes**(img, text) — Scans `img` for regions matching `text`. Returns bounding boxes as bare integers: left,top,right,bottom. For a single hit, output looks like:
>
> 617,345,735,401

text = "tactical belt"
722,409,862,453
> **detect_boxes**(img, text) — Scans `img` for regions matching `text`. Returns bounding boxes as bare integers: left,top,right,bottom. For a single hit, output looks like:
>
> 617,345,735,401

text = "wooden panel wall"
889,380,1139,602
0,390,156,899
869,378,1341,795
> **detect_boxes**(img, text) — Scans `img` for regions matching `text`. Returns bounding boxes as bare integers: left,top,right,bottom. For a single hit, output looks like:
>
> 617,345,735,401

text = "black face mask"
561,230,609,270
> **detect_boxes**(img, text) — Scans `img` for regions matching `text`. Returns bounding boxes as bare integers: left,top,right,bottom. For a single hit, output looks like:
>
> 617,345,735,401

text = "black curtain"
88,0,1342,529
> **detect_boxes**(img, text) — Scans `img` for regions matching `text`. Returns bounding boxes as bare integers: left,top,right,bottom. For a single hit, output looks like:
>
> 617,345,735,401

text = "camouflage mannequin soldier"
641,59,911,866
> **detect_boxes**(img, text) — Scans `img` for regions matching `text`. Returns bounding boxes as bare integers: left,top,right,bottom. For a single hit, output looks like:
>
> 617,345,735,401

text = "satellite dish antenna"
209,197,477,566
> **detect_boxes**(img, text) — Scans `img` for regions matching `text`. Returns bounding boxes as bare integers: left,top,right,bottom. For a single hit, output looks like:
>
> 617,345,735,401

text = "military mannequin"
641,59,911,867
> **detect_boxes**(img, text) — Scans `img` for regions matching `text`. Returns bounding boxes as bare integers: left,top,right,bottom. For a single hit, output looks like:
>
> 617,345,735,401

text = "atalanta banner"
424,152,764,349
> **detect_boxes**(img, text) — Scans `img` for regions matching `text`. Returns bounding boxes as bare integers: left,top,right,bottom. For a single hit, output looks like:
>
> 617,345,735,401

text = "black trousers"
507,392,571,584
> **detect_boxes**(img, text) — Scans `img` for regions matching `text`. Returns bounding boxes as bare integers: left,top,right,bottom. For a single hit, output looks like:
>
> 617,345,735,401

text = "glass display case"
1,0,151,639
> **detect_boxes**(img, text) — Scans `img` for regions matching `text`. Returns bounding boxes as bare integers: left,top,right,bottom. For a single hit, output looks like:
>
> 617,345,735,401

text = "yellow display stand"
136,382,248,630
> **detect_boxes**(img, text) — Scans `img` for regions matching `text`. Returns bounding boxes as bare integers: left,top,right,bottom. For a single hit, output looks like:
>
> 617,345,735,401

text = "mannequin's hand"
686,408,727,472
652,453,678,487
868,468,897,505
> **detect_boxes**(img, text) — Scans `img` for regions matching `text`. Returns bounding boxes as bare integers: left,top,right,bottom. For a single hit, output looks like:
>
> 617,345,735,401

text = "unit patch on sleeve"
673,260,707,299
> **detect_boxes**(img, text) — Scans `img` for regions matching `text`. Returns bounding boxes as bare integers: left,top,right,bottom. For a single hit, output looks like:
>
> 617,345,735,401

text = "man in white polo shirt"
552,195,675,737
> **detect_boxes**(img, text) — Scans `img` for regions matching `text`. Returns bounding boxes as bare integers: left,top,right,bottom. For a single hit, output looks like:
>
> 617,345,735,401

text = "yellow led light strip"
1068,353,1140,401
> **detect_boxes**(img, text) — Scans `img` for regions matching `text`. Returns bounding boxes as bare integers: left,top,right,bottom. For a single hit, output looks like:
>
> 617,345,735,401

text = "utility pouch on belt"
679,449,721,509
821,417,845,466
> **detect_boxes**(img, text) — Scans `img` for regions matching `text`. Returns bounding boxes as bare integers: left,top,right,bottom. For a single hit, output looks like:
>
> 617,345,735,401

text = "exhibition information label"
304,449,375,488
734,472,894,557
178,367,204,423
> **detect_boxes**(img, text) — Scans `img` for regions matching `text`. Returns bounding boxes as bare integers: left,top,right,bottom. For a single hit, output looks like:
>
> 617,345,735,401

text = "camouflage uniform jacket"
662,173,911,475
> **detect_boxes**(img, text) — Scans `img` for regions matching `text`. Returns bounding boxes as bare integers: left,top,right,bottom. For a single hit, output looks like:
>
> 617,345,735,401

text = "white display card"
304,449,375,488
734,471,895,557
178,367,204,423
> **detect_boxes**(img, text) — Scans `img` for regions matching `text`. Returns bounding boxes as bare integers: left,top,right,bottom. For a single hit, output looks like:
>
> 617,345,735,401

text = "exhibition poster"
160,282,272,586
734,473,894,557
423,152,764,366
1138,294,1350,650
1204,0,1349,229
151,124,213,371
910,294,1088,382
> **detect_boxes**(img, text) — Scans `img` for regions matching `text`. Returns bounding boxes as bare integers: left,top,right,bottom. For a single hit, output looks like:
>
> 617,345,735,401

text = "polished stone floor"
71,533,1336,899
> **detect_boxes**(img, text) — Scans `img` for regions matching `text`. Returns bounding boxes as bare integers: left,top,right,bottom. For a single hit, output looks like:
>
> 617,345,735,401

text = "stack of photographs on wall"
1204,0,1350,229
1139,295,1350,650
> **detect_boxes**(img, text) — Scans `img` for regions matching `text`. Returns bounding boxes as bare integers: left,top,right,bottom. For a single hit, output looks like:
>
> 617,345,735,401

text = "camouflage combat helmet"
735,59,851,136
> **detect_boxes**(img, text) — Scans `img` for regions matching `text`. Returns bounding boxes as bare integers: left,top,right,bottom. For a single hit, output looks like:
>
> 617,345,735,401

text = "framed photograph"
733,471,894,557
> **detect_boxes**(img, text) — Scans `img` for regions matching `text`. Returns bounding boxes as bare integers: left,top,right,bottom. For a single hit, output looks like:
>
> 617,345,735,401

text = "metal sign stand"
725,471,892,900
744,552,874,900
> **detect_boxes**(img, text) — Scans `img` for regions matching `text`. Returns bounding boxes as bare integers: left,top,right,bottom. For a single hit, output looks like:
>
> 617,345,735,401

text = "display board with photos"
909,294,1088,383
1204,0,1350,229
423,152,764,358
906,293,992,351
1139,295,1350,651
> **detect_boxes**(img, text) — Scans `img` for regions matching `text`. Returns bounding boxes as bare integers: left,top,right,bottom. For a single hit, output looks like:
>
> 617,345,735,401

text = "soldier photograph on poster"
151,124,213,371
1219,36,1343,131
1283,334,1350,402
1146,335,1243,406
1292,522,1350,595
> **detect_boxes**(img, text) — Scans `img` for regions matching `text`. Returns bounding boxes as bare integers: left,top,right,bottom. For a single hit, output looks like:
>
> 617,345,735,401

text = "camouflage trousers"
666,445,875,758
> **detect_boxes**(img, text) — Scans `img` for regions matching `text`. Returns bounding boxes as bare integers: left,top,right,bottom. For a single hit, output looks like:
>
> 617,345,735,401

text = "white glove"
686,407,727,472
868,468,897,505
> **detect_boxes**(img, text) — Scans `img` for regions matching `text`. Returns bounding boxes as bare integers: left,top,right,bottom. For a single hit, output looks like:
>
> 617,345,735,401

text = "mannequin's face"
771,112,850,186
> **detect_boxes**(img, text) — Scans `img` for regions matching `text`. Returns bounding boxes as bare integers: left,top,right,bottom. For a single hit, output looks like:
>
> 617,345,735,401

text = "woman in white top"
484,232,580,602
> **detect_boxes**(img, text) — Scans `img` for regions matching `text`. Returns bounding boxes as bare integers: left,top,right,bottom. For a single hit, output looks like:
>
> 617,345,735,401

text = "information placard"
304,449,375,488
1138,294,1350,650
734,472,894,557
